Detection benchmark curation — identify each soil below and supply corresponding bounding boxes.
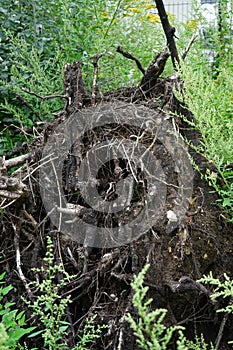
[0,60,233,350]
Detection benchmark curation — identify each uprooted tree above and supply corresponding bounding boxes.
[1,3,233,349]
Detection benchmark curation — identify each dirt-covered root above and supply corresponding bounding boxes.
[1,60,233,350]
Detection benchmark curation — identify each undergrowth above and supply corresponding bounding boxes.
[127,264,233,349]
[1,246,233,349]
[0,237,107,350]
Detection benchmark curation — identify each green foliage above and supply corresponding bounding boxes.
[74,315,108,350]
[179,61,233,220]
[199,272,233,315]
[23,236,73,350]
[0,272,36,350]
[177,333,214,350]
[0,0,170,154]
[198,272,233,346]
[23,236,107,350]
[125,264,184,349]
[0,322,9,350]
[126,264,215,350]
[173,0,233,221]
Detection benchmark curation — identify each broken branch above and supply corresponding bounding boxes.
[116,46,145,74]
[154,0,180,69]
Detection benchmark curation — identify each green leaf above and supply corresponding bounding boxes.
[28,329,44,338]
[0,272,6,281]
[59,325,69,333]
[2,309,17,329]
[7,326,36,345]
[3,302,15,309]
[16,310,25,322]
[1,285,13,296]
[223,197,231,207]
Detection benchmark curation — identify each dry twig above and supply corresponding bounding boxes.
[13,223,32,295]
[116,46,145,74]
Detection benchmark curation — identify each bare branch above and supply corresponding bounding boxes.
[13,223,32,295]
[154,0,180,69]
[91,51,113,103]
[21,88,68,101]
[139,47,170,93]
[182,32,199,60]
[116,46,145,74]
[4,153,32,169]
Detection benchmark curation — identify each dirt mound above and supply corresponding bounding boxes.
[1,60,233,349]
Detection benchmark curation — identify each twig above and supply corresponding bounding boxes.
[26,160,36,205]
[116,46,145,74]
[5,143,29,160]
[56,231,65,272]
[51,159,62,232]
[4,153,32,169]
[139,48,170,93]
[23,153,58,182]
[182,32,199,60]
[13,223,32,295]
[215,297,233,350]
[91,51,113,103]
[117,315,125,350]
[21,88,68,101]
[165,276,215,299]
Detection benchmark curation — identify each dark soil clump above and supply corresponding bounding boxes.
[1,60,233,349]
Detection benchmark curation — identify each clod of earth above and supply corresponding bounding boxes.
[1,55,233,349]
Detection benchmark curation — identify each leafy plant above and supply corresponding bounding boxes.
[74,315,108,350]
[0,272,36,350]
[0,0,169,155]
[198,272,233,346]
[178,61,233,221]
[22,237,73,350]
[126,264,214,350]
[199,272,233,315]
[125,264,184,349]
[23,236,107,350]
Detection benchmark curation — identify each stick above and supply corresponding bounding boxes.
[13,223,32,295]
[215,297,233,350]
[139,48,170,93]
[15,92,42,121]
[21,88,68,101]
[116,46,145,74]
[182,32,199,60]
[154,0,180,69]
[91,51,113,103]
[3,153,32,169]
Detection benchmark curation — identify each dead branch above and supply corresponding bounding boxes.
[0,176,27,200]
[139,47,170,93]
[165,276,216,301]
[91,51,113,104]
[13,223,32,295]
[15,92,43,121]
[215,297,233,350]
[64,61,87,113]
[182,32,199,60]
[5,143,29,159]
[154,0,180,69]
[116,46,145,74]
[4,153,32,169]
[21,88,68,101]
[92,53,105,103]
